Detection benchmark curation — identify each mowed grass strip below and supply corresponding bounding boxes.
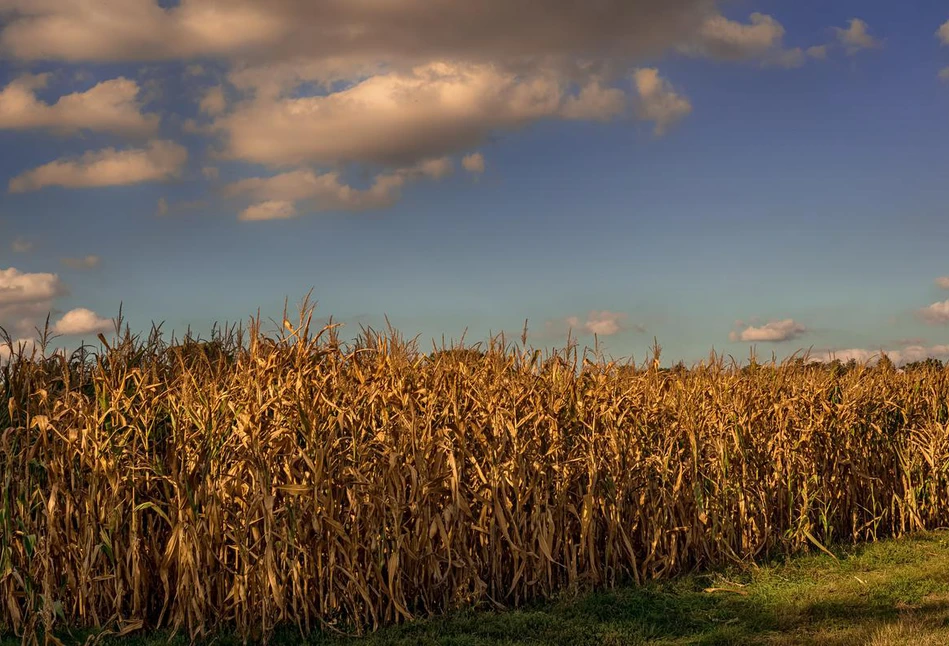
[10,531,949,646]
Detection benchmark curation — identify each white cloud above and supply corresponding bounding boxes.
[729,319,807,342]
[560,79,627,120]
[239,200,298,221]
[935,277,949,289]
[228,156,454,218]
[939,20,949,46]
[8,140,187,193]
[0,267,68,341]
[61,255,100,270]
[677,12,827,69]
[632,68,692,135]
[0,267,64,306]
[919,300,949,325]
[199,85,226,116]
[0,337,39,363]
[52,308,113,335]
[816,345,949,367]
[564,310,632,337]
[0,74,158,136]
[835,19,881,55]
[939,67,949,82]
[686,12,784,61]
[11,237,32,253]
[213,62,638,168]
[462,153,485,174]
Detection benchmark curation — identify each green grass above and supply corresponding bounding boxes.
[6,531,949,646]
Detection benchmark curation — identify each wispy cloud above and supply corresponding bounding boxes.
[61,255,101,270]
[462,153,485,174]
[9,141,187,193]
[11,237,32,253]
[918,300,949,325]
[561,310,642,337]
[228,157,457,219]
[240,200,297,221]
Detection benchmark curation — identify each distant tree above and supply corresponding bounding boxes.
[903,357,944,372]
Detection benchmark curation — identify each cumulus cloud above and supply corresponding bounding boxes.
[676,12,829,69]
[0,74,158,136]
[564,310,636,337]
[0,0,710,65]
[0,267,65,306]
[918,300,949,325]
[729,319,807,343]
[560,79,627,120]
[11,237,32,253]
[940,68,949,82]
[8,140,187,192]
[199,85,226,116]
[228,156,454,219]
[835,19,881,55]
[202,166,219,180]
[935,277,949,289]
[213,63,641,168]
[939,20,949,46]
[686,13,781,60]
[462,153,485,174]
[239,200,297,222]
[61,255,100,270]
[0,2,742,187]
[0,0,286,61]
[0,337,39,363]
[815,345,949,367]
[0,267,67,340]
[52,308,113,335]
[633,68,692,135]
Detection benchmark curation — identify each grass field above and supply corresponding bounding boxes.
[5,531,948,645]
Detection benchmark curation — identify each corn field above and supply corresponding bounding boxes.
[2,303,949,644]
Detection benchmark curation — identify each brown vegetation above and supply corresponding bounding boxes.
[2,301,949,644]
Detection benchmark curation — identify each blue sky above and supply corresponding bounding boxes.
[1,0,949,365]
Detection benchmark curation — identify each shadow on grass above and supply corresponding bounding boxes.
[5,532,949,646]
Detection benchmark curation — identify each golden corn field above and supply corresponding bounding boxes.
[3,303,949,644]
